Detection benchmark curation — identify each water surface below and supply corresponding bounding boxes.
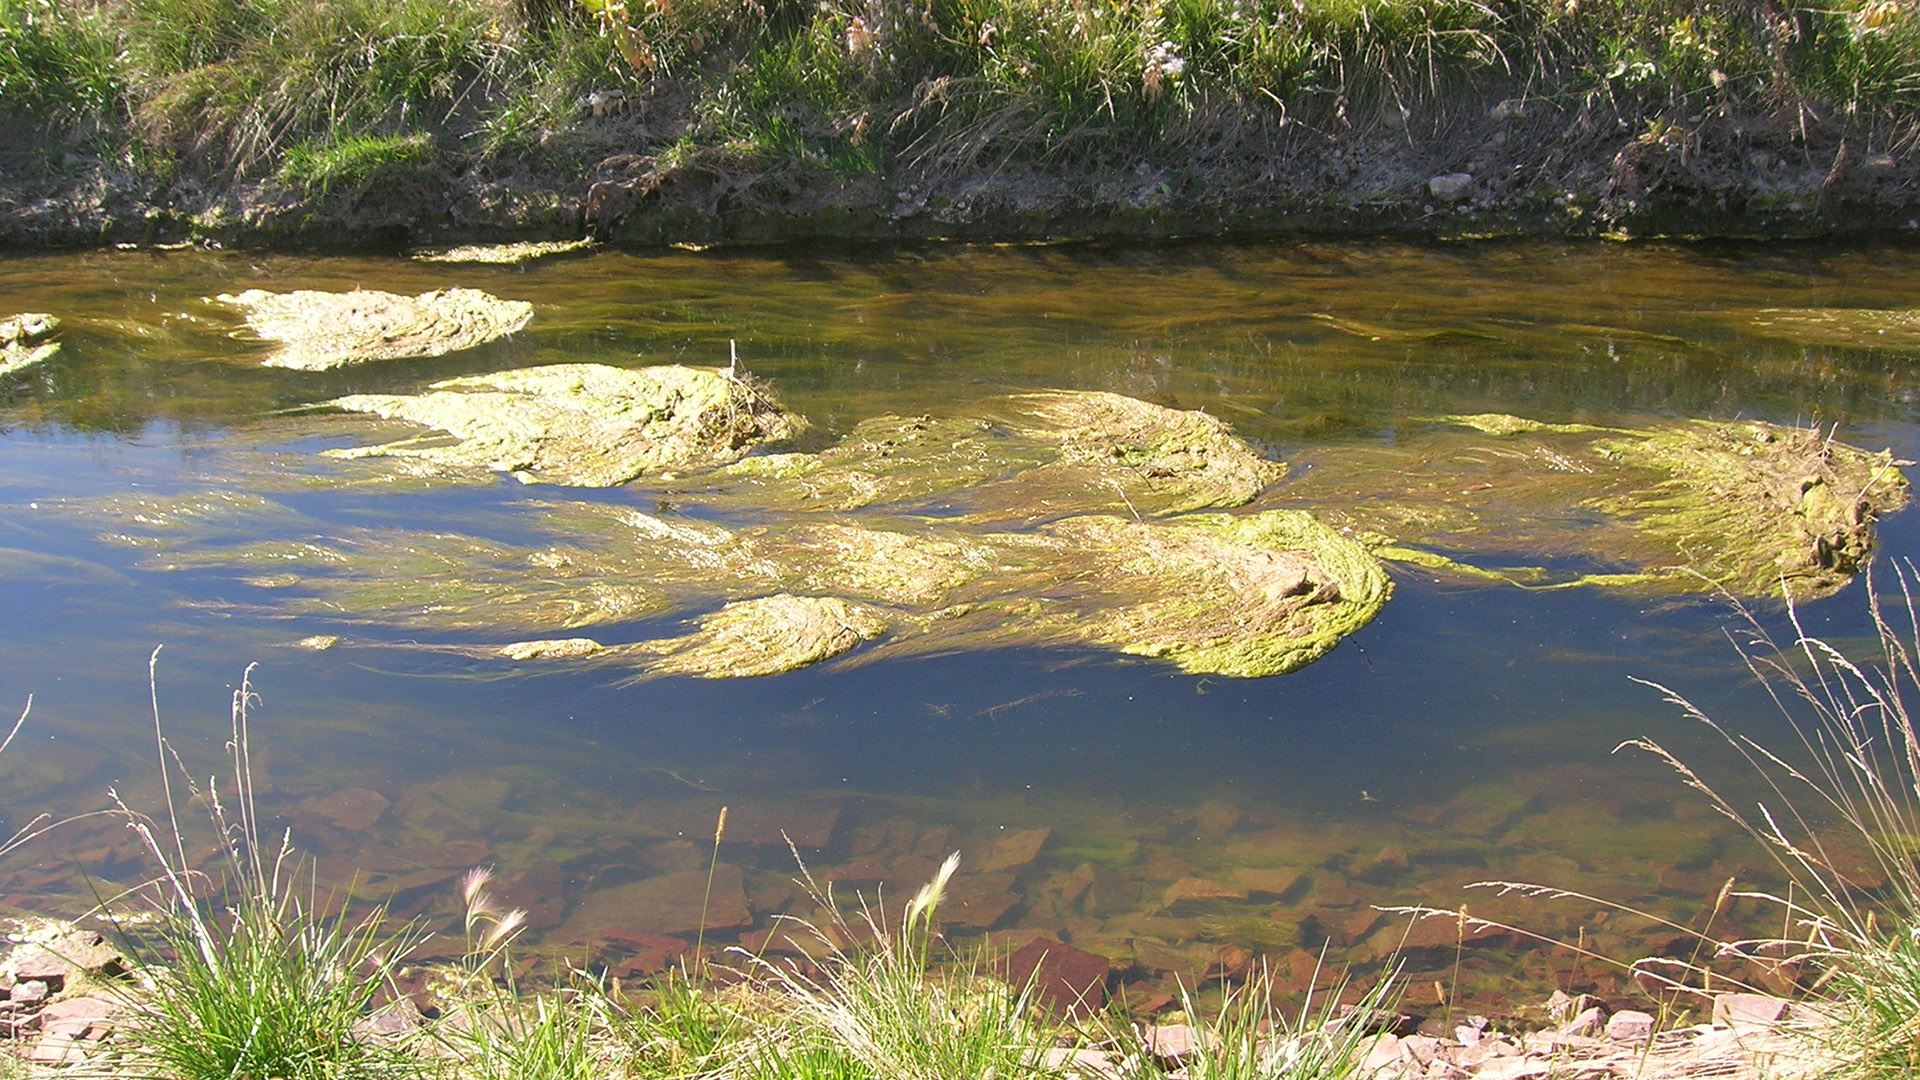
[3,239,1918,1014]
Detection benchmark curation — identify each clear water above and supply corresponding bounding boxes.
[2,239,1918,1013]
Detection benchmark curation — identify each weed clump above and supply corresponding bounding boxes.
[104,659,421,1080]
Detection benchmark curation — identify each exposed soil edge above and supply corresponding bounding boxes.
[3,98,1917,251]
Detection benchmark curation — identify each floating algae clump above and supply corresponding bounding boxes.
[1046,510,1390,677]
[0,313,60,376]
[214,287,533,369]
[325,364,804,486]
[412,240,597,264]
[627,595,890,678]
[1283,414,1910,600]
[1751,307,1920,350]
[118,497,1384,678]
[706,389,1283,521]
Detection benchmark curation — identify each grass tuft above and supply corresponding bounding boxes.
[103,657,422,1080]
[277,132,434,194]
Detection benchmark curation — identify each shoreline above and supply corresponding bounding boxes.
[7,99,1918,252]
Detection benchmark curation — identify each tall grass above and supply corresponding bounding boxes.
[103,657,422,1080]
[1611,564,1920,1076]
[0,0,126,133]
[1391,563,1920,1077]
[4,0,1916,189]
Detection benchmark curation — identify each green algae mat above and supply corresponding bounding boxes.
[214,287,534,369]
[0,313,60,377]
[1279,413,1911,601]
[51,358,1910,679]
[325,364,803,486]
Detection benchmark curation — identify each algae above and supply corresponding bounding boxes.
[1750,307,1920,350]
[411,240,597,264]
[499,637,605,660]
[214,287,533,369]
[325,363,805,486]
[143,524,668,632]
[1034,510,1391,678]
[622,595,889,678]
[1283,413,1910,600]
[95,493,1383,678]
[702,389,1283,521]
[0,313,60,376]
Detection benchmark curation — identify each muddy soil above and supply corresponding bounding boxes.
[1,95,1915,250]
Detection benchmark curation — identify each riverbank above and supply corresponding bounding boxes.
[3,0,1918,249]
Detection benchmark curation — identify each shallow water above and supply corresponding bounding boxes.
[2,239,1919,1013]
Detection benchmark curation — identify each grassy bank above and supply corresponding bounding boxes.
[0,0,1917,245]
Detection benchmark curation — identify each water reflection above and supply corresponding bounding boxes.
[0,239,1917,1013]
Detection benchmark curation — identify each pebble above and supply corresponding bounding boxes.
[1428,173,1475,202]
[1604,1009,1655,1042]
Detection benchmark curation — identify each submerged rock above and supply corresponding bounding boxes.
[325,363,805,486]
[0,312,60,376]
[214,287,533,369]
[1285,414,1910,600]
[411,239,597,264]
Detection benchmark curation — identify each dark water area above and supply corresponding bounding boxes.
[2,239,1919,1014]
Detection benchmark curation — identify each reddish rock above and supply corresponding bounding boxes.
[983,828,1051,872]
[913,826,958,858]
[603,929,691,975]
[1233,865,1305,899]
[299,788,390,833]
[557,865,753,941]
[1160,877,1247,910]
[937,872,1021,929]
[6,931,126,986]
[826,859,893,885]
[1142,1023,1213,1065]
[1392,914,1517,952]
[1001,936,1111,1018]
[738,924,834,961]
[1204,944,1254,982]
[1605,1009,1655,1042]
[1712,993,1790,1033]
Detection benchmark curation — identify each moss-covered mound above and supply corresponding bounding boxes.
[214,287,533,370]
[1283,414,1911,600]
[1751,308,1920,351]
[325,364,805,486]
[708,389,1284,521]
[0,313,60,376]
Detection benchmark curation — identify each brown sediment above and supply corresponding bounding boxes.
[213,286,533,370]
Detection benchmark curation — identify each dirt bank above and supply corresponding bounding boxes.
[3,93,1916,251]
